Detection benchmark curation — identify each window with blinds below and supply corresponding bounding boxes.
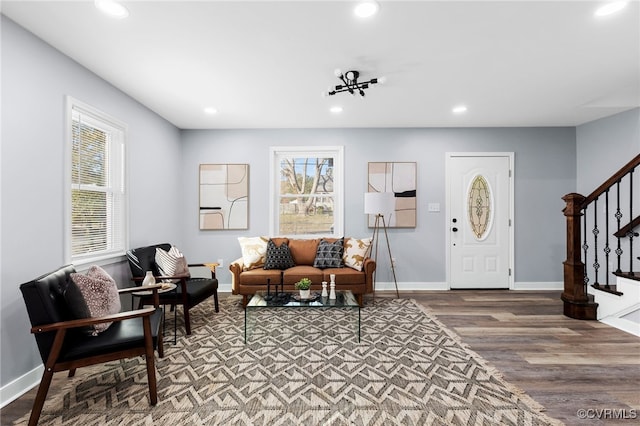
[67,98,127,262]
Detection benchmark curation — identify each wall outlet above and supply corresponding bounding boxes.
[217,258,224,268]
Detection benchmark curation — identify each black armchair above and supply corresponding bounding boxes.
[19,264,164,426]
[126,243,219,335]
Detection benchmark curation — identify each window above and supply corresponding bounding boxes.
[66,97,127,263]
[270,146,343,237]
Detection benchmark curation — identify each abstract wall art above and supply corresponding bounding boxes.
[199,164,249,230]
[367,162,417,228]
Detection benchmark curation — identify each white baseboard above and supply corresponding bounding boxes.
[220,281,564,293]
[600,316,640,337]
[0,364,42,408]
[375,281,449,291]
[512,281,563,291]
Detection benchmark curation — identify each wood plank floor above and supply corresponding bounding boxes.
[2,290,639,425]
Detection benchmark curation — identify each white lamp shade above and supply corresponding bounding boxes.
[364,192,395,215]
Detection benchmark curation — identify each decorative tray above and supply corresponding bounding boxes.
[290,292,322,302]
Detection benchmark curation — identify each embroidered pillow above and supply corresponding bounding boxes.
[66,266,121,336]
[155,246,189,282]
[238,236,269,270]
[313,238,344,269]
[263,239,296,270]
[343,237,372,271]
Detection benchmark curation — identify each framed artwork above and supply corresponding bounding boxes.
[199,164,249,230]
[367,162,417,228]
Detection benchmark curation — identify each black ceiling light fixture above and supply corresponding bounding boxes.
[325,69,384,97]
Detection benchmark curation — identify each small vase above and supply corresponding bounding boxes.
[299,289,311,299]
[321,281,328,297]
[329,282,336,300]
[142,271,156,287]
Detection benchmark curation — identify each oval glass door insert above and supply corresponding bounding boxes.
[467,174,493,240]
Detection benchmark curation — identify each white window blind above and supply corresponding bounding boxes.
[67,98,127,263]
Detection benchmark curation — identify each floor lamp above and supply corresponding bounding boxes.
[364,192,400,298]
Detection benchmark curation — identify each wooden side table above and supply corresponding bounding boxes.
[131,283,178,344]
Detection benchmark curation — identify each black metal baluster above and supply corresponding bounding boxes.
[615,181,623,273]
[604,189,611,289]
[583,205,590,286]
[592,198,600,285]
[628,169,635,276]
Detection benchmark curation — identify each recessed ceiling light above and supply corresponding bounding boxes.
[95,0,129,19]
[354,1,379,18]
[594,1,628,17]
[330,106,343,114]
[452,105,468,114]
[204,107,218,115]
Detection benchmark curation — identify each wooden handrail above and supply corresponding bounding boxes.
[583,153,640,206]
[614,215,640,238]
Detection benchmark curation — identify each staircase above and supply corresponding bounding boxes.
[591,273,640,336]
[562,154,639,328]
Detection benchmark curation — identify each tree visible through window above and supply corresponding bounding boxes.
[67,98,126,262]
[271,147,343,237]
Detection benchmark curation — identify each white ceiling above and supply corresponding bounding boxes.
[2,0,639,129]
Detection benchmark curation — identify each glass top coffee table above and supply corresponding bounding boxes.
[244,290,361,343]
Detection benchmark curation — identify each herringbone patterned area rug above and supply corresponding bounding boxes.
[17,297,562,425]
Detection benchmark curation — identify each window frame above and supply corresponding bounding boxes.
[64,96,128,266]
[269,146,344,238]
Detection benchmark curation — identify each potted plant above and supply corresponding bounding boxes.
[295,277,312,299]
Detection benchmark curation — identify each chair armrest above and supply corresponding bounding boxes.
[31,307,157,334]
[118,284,163,294]
[121,283,162,307]
[188,262,219,278]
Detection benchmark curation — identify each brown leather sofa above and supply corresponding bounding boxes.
[230,238,376,306]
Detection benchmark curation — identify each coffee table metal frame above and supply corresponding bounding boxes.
[244,290,361,343]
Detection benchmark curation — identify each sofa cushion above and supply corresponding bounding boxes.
[289,239,320,266]
[238,236,269,270]
[313,238,344,269]
[238,268,284,286]
[282,266,324,286]
[323,267,366,285]
[343,237,373,271]
[263,239,296,270]
[66,266,121,336]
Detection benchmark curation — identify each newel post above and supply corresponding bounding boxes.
[561,193,598,320]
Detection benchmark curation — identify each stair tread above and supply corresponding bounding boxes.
[613,271,640,282]
[591,283,624,296]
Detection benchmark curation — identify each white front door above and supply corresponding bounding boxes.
[447,153,513,289]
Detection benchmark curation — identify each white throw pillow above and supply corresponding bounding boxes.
[155,246,189,282]
[238,236,268,270]
[343,237,372,271]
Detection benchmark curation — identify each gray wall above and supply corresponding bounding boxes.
[180,127,577,287]
[576,107,640,194]
[1,17,183,391]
